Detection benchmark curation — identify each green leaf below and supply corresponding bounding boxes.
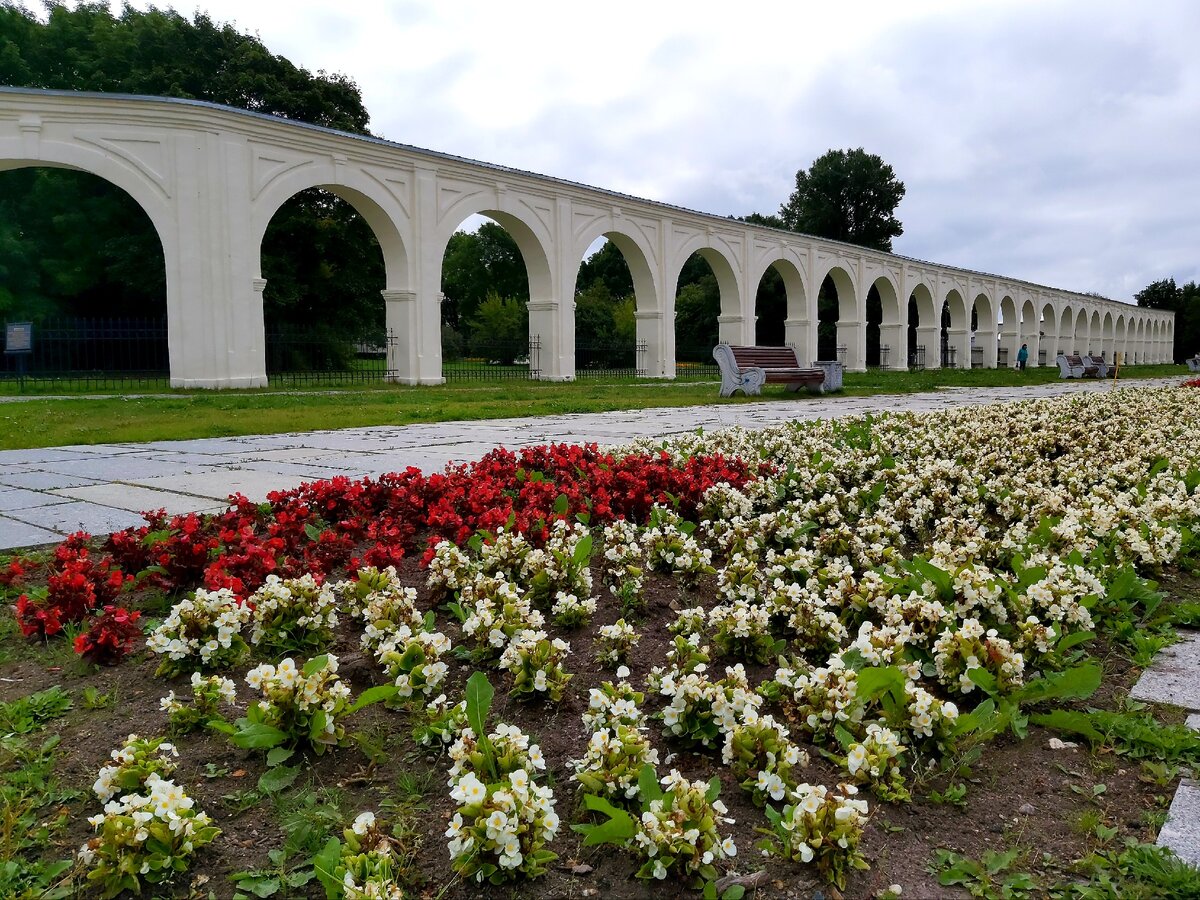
[705,775,721,803]
[312,836,342,899]
[636,764,663,809]
[723,886,746,900]
[257,765,299,794]
[856,666,907,704]
[1016,662,1101,706]
[967,666,998,696]
[466,670,493,738]
[229,722,288,750]
[265,747,294,767]
[347,684,398,714]
[553,493,569,515]
[302,655,329,677]
[571,793,636,846]
[232,874,281,898]
[303,522,323,542]
[1029,709,1104,744]
[572,533,594,567]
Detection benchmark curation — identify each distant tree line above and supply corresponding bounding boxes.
[1136,279,1199,362]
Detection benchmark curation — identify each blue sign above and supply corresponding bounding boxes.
[5,322,32,354]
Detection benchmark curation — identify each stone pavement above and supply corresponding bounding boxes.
[0,376,1183,552]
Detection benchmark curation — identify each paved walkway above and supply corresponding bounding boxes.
[0,377,1183,552]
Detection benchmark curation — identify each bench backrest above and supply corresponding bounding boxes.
[1066,354,1086,366]
[728,345,801,369]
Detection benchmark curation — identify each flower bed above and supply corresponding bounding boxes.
[3,385,1200,898]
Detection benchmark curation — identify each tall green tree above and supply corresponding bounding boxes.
[778,148,905,252]
[1136,277,1199,362]
[0,2,378,331]
[441,222,529,329]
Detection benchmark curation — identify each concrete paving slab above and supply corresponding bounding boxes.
[0,471,103,490]
[7,501,148,536]
[0,516,67,550]
[1187,713,1200,732]
[237,461,372,480]
[0,448,104,465]
[1130,631,1200,712]
[129,469,308,503]
[39,456,196,481]
[51,483,223,516]
[1157,779,1200,866]
[0,488,71,512]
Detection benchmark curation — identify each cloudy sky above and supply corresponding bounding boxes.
[116,0,1199,302]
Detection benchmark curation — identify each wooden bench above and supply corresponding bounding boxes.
[713,344,826,396]
[1084,354,1111,378]
[1056,354,1099,378]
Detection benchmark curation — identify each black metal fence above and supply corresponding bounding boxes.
[909,345,926,370]
[998,347,1009,367]
[266,326,397,386]
[941,346,958,368]
[674,343,719,379]
[575,341,647,379]
[971,346,984,368]
[1038,350,1048,366]
[1,317,170,390]
[442,336,541,382]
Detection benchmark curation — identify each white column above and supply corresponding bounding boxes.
[528,299,572,381]
[718,314,751,344]
[381,289,422,383]
[837,319,865,371]
[948,327,970,369]
[881,321,906,370]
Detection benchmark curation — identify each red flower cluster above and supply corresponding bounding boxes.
[100,442,756,599]
[1183,378,1200,389]
[73,605,142,665]
[15,533,128,638]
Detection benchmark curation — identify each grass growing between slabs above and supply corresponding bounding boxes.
[0,364,1184,451]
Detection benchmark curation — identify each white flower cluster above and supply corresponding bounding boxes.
[594,618,640,667]
[445,722,559,881]
[245,655,352,748]
[331,566,422,652]
[572,670,660,801]
[159,672,237,734]
[498,628,572,701]
[631,769,737,881]
[93,734,179,802]
[247,573,339,652]
[146,587,250,674]
[374,625,452,699]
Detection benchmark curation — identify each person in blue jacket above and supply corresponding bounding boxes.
[1017,343,1029,371]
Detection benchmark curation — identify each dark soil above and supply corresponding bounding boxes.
[1,557,1194,899]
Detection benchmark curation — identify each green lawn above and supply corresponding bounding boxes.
[0,364,1183,450]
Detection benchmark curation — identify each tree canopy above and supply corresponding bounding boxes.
[777,148,906,252]
[1136,277,1198,362]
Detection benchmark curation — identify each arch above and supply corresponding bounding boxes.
[871,274,902,369]
[972,291,997,367]
[251,168,410,292]
[1135,319,1145,363]
[909,282,937,369]
[751,255,809,354]
[1101,311,1114,361]
[571,225,659,316]
[1089,309,1102,356]
[1114,315,1127,364]
[998,295,1018,368]
[1074,308,1089,357]
[1040,302,1058,365]
[1058,305,1075,356]
[941,288,968,368]
[669,236,742,322]
[814,263,860,367]
[1019,299,1039,366]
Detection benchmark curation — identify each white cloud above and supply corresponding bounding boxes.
[104,0,1200,298]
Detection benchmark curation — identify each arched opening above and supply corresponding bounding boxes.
[439,214,537,379]
[941,289,967,368]
[1059,306,1075,358]
[908,284,936,369]
[674,249,737,379]
[972,292,995,368]
[817,266,857,366]
[573,234,653,378]
[754,257,808,359]
[1089,310,1102,357]
[1041,302,1058,365]
[0,165,168,386]
[1101,312,1114,362]
[998,296,1018,368]
[259,187,391,383]
[1074,308,1089,357]
[1115,317,1127,364]
[870,276,901,369]
[1020,299,1038,366]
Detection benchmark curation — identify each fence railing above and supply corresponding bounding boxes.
[1,317,170,390]
[1038,350,1048,366]
[442,336,541,382]
[971,346,984,368]
[998,347,1009,367]
[941,346,958,368]
[674,343,719,379]
[266,326,397,386]
[575,341,647,378]
[909,345,926,370]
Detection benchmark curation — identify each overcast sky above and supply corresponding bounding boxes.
[115,0,1200,302]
